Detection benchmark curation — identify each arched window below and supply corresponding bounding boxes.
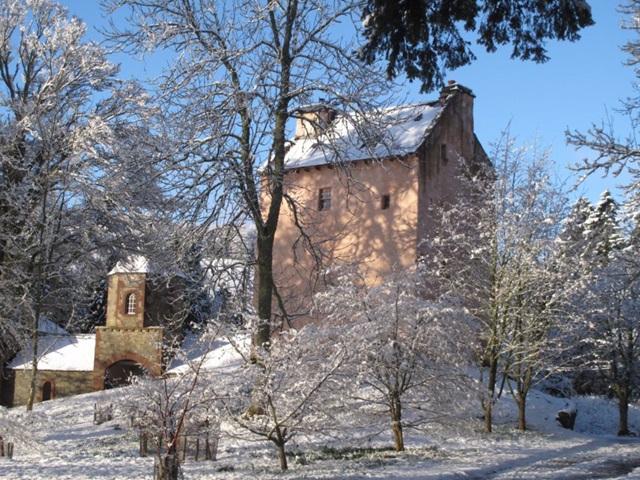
[41,380,54,401]
[126,293,136,315]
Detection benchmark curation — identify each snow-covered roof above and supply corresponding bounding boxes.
[283,102,443,170]
[108,255,150,275]
[168,332,249,375]
[7,334,96,371]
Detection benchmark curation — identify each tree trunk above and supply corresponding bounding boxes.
[26,310,40,412]
[155,452,180,480]
[255,235,275,348]
[482,356,498,433]
[140,432,148,457]
[276,441,288,470]
[517,393,527,431]
[389,393,404,451]
[253,103,288,349]
[392,422,404,452]
[617,394,630,436]
[27,199,48,412]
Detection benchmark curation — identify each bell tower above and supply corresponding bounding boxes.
[106,269,147,329]
[93,256,164,390]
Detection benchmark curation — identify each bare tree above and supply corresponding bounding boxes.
[567,1,640,201]
[100,0,395,346]
[0,0,156,410]
[210,322,347,470]
[121,323,226,480]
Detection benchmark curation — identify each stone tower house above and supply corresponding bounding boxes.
[261,82,490,328]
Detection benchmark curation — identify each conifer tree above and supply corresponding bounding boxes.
[560,191,640,435]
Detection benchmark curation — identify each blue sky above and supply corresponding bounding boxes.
[61,1,635,203]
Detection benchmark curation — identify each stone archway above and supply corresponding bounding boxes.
[104,360,146,389]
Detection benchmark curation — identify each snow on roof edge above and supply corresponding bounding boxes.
[108,255,150,275]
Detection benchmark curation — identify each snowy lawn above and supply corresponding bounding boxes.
[1,386,640,480]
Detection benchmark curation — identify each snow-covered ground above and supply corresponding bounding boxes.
[2,387,639,479]
[2,340,640,480]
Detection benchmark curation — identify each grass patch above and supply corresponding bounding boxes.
[291,444,445,467]
[317,446,397,460]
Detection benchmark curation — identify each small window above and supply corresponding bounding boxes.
[319,188,332,211]
[381,194,391,210]
[441,143,448,162]
[126,293,136,315]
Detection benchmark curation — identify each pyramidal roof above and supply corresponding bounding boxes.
[108,255,150,275]
[283,102,444,170]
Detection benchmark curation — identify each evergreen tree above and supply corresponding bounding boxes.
[561,191,640,435]
[360,0,594,92]
[582,190,624,266]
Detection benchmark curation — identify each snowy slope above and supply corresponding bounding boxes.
[2,340,640,480]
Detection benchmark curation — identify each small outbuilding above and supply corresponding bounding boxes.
[1,256,185,407]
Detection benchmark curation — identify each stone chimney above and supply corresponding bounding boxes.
[294,101,337,139]
[439,80,475,104]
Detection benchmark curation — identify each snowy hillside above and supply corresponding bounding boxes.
[2,367,640,479]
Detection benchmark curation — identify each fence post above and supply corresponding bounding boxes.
[139,432,148,457]
[206,434,219,461]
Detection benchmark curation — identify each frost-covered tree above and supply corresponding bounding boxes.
[556,197,594,275]
[121,324,225,480]
[581,251,640,436]
[425,131,569,432]
[0,0,158,410]
[563,3,640,434]
[315,265,476,450]
[559,193,640,436]
[100,0,396,347]
[210,323,347,470]
[581,190,624,265]
[494,142,568,431]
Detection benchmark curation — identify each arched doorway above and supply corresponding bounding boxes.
[41,380,54,401]
[104,360,146,389]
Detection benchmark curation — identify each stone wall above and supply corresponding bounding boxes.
[6,369,93,407]
[93,326,163,390]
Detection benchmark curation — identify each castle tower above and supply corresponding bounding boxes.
[93,256,164,390]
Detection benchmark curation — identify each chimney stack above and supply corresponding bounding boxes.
[294,102,337,140]
[439,80,474,104]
